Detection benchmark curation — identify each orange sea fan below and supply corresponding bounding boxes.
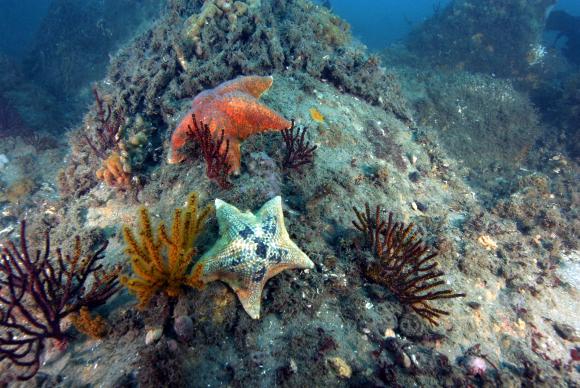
[121,192,211,308]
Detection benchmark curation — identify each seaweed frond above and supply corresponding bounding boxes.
[353,203,465,325]
[121,192,211,308]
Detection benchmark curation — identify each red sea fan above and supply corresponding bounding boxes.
[186,113,232,189]
[82,87,124,159]
[0,221,121,380]
[281,120,317,170]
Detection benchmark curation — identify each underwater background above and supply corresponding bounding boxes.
[0,0,578,386]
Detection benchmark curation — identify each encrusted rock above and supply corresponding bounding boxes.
[384,337,411,369]
[167,339,179,353]
[553,322,580,342]
[43,338,69,364]
[398,314,426,339]
[174,315,194,342]
[367,284,388,301]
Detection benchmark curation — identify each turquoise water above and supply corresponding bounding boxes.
[2,0,580,57]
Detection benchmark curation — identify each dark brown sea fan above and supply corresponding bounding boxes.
[353,203,465,325]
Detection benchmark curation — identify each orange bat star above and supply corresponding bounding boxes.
[168,75,291,174]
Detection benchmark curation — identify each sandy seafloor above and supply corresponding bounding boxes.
[0,1,578,387]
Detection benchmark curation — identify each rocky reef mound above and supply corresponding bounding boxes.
[58,0,411,198]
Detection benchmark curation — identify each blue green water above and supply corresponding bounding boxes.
[2,0,580,57]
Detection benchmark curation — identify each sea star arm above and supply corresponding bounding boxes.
[195,197,314,320]
[223,138,242,175]
[168,110,194,164]
[217,93,292,140]
[279,239,315,270]
[232,280,265,319]
[256,197,285,238]
[215,199,258,238]
[195,240,266,319]
[214,75,274,99]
